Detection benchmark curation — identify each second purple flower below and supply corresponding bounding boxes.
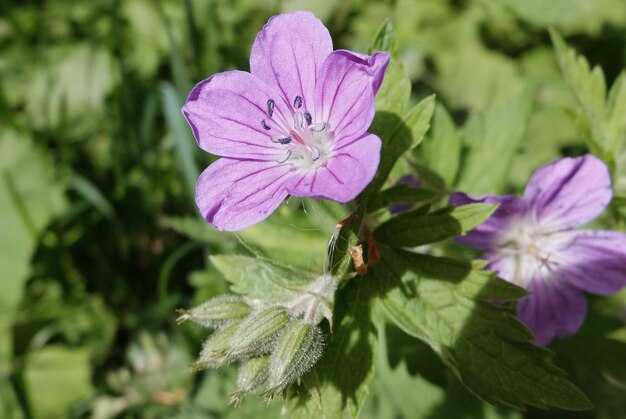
[451,155,626,345]
[183,11,389,231]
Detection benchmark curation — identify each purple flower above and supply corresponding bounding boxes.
[450,154,626,345]
[182,11,389,231]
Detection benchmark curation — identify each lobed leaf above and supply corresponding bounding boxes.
[210,255,313,304]
[550,29,607,152]
[550,29,626,162]
[371,245,592,411]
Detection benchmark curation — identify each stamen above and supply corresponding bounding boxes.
[310,145,320,161]
[304,112,312,126]
[261,119,271,130]
[271,135,292,145]
[294,96,303,109]
[309,122,326,132]
[277,149,292,164]
[294,112,304,129]
[266,99,275,117]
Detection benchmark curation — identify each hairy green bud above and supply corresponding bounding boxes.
[265,321,324,398]
[229,306,292,358]
[230,356,270,406]
[177,295,251,329]
[192,321,242,370]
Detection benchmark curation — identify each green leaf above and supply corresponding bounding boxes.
[604,71,626,154]
[420,103,461,187]
[549,29,626,159]
[69,174,115,220]
[503,0,592,26]
[550,29,607,156]
[368,185,442,212]
[372,246,592,411]
[161,81,199,197]
[365,95,436,198]
[502,0,626,35]
[372,55,410,117]
[121,0,186,77]
[0,377,23,419]
[25,43,116,133]
[286,277,376,418]
[375,203,498,248]
[210,255,313,304]
[374,324,445,419]
[456,91,534,194]
[368,20,395,54]
[0,130,66,365]
[24,345,93,419]
[406,96,436,149]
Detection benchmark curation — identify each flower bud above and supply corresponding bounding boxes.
[192,321,242,370]
[229,306,292,358]
[264,321,323,398]
[177,295,252,329]
[230,356,270,406]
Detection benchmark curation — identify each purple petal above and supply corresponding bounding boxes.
[552,229,626,295]
[183,71,291,160]
[330,50,390,94]
[195,158,293,231]
[286,133,381,203]
[314,50,389,145]
[449,192,526,250]
[249,11,333,112]
[517,280,587,345]
[523,154,612,232]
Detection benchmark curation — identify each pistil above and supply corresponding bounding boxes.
[289,130,306,145]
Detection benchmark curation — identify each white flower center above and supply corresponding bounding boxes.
[260,96,333,170]
[496,215,565,286]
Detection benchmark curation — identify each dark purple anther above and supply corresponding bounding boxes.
[294,96,303,109]
[304,112,312,126]
[271,135,292,145]
[261,119,271,130]
[267,99,275,117]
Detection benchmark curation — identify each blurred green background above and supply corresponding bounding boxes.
[2,0,626,418]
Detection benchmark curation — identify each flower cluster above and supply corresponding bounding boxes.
[178,275,336,404]
[183,11,389,231]
[451,155,626,345]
